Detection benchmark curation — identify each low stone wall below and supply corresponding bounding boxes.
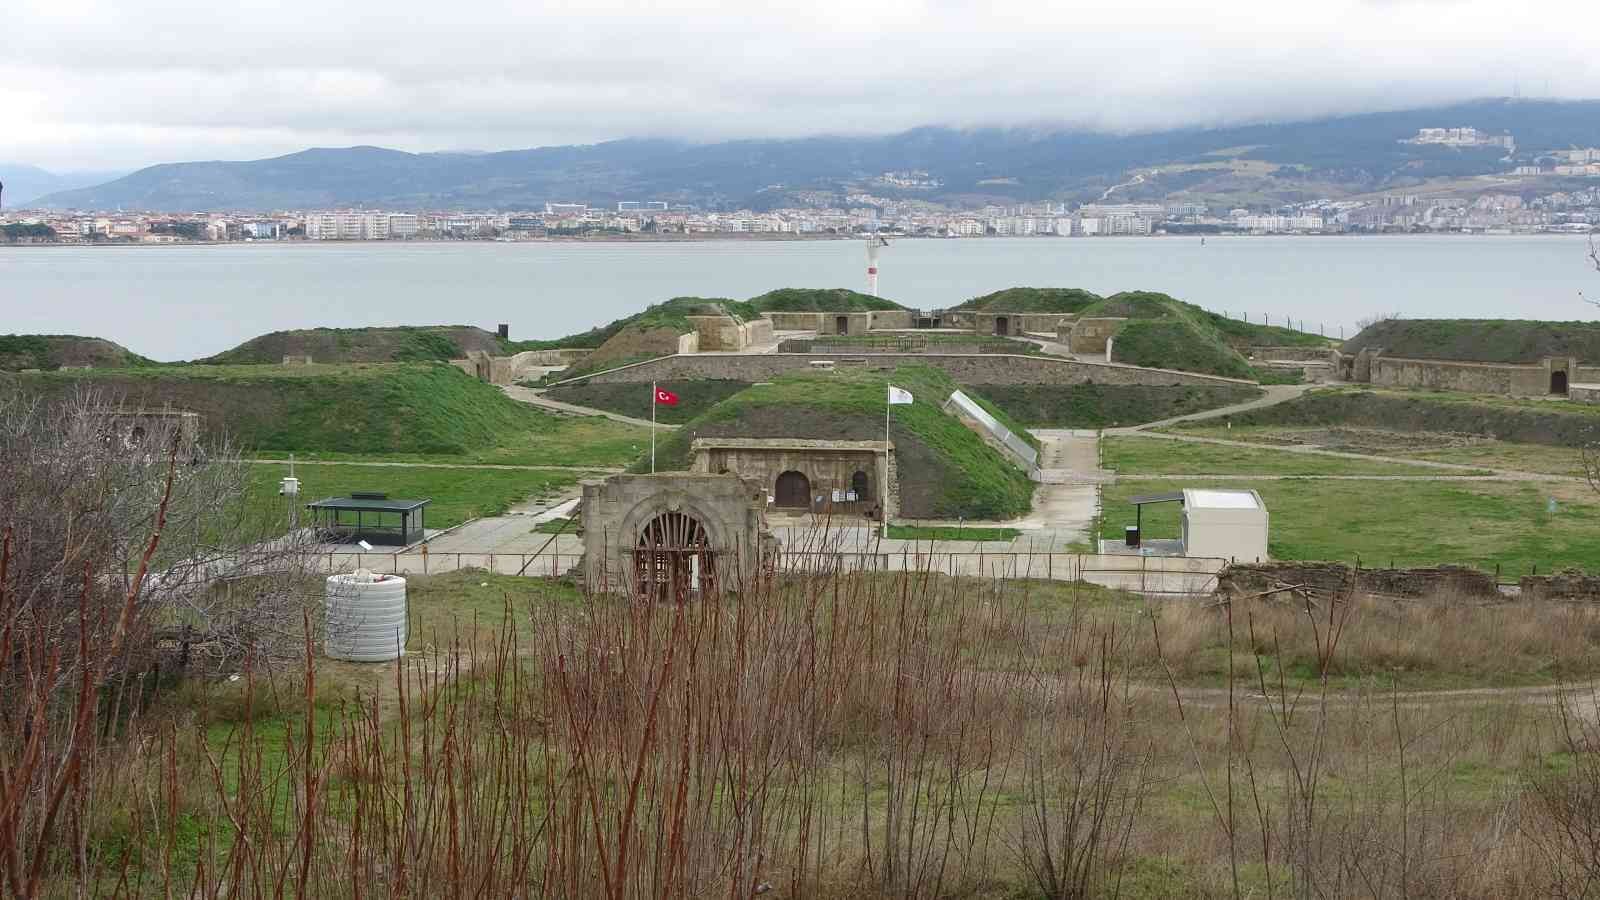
[1520,572,1600,601]
[1248,346,1338,363]
[1349,351,1592,397]
[1216,562,1500,599]
[554,352,1252,389]
[1066,317,1127,354]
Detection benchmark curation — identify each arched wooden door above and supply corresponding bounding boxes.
[994,316,1010,336]
[633,512,714,601]
[775,471,811,508]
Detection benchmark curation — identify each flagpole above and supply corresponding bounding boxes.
[651,381,657,474]
[883,388,890,539]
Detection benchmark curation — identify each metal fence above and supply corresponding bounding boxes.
[305,549,1228,596]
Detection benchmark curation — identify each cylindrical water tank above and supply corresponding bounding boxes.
[325,570,408,662]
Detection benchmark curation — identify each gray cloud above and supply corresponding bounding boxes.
[7,0,1600,170]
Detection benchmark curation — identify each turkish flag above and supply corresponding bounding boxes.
[654,387,680,406]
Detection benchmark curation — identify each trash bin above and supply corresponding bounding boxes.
[1124,525,1140,548]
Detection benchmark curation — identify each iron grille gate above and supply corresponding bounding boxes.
[633,512,715,601]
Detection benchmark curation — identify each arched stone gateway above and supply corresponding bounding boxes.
[580,473,776,598]
[633,511,715,602]
[1552,370,1569,395]
[775,470,811,508]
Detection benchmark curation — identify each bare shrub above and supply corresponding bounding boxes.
[1521,687,1600,899]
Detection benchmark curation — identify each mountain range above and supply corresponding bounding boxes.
[0,165,128,207]
[26,99,1600,213]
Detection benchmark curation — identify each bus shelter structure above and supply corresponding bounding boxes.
[305,493,430,547]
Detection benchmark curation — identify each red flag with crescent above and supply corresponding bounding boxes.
[654,387,680,406]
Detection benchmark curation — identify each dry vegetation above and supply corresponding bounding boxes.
[9,552,1600,897]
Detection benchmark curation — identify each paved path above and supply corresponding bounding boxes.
[501,385,668,429]
[252,458,621,473]
[1008,429,1103,546]
[1110,383,1316,433]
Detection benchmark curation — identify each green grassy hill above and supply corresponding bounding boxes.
[973,384,1264,427]
[1342,319,1600,363]
[745,287,907,313]
[953,287,1101,313]
[1081,291,1329,379]
[12,362,625,457]
[0,334,155,371]
[642,366,1036,520]
[203,325,508,365]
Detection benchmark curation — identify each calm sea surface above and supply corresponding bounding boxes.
[2,235,1596,361]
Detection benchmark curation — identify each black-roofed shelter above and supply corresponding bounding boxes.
[306,492,430,546]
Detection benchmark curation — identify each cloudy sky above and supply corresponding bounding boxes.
[6,0,1600,171]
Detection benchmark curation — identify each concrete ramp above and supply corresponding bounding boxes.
[943,390,1040,478]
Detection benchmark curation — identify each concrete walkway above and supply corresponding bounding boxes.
[501,385,669,429]
[1109,383,1316,434]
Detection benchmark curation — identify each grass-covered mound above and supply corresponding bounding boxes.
[745,287,906,313]
[642,366,1036,520]
[544,380,751,424]
[1175,386,1600,448]
[972,384,1264,427]
[0,334,155,371]
[1342,319,1600,363]
[953,287,1101,313]
[1079,291,1328,380]
[13,363,602,457]
[202,326,507,365]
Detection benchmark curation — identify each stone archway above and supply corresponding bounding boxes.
[633,511,715,602]
[775,471,811,509]
[995,316,1010,336]
[1552,370,1569,395]
[835,315,850,335]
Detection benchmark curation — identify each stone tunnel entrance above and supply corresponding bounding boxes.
[633,511,715,602]
[1552,370,1569,395]
[775,470,812,508]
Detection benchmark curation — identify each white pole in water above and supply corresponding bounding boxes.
[650,381,657,473]
[866,234,882,296]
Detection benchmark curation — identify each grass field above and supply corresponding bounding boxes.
[1102,477,1600,574]
[36,567,1600,897]
[249,462,577,529]
[1170,424,1586,476]
[1104,435,1491,476]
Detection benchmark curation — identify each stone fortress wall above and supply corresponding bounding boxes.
[554,351,1252,388]
[1340,347,1592,397]
[690,438,897,520]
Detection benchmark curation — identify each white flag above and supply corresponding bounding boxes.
[887,385,914,405]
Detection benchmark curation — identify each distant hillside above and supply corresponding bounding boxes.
[203,325,506,365]
[0,334,154,371]
[14,363,550,455]
[1342,319,1600,364]
[0,164,127,207]
[954,287,1102,313]
[644,366,1035,519]
[38,99,1600,211]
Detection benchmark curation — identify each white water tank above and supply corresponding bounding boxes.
[325,570,408,662]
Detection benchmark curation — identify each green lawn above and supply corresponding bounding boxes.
[1168,425,1582,477]
[1104,435,1488,476]
[1102,478,1600,575]
[251,463,578,530]
[261,414,647,469]
[886,525,1022,542]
